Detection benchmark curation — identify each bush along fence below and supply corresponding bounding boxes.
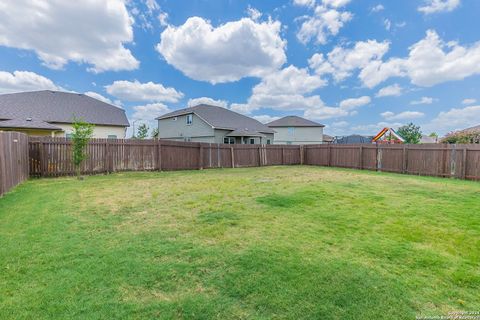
[0,132,29,197]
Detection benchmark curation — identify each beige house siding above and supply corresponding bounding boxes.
[158,113,215,141]
[271,126,323,145]
[53,123,127,138]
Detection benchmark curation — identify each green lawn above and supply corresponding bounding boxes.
[1,166,479,319]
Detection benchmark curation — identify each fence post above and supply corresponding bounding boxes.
[281,147,285,165]
[402,145,408,174]
[157,139,162,171]
[327,145,332,167]
[258,145,262,166]
[39,141,46,177]
[230,146,235,168]
[105,140,110,173]
[462,147,467,179]
[359,145,363,169]
[376,145,382,172]
[300,145,304,165]
[450,144,456,178]
[199,143,203,170]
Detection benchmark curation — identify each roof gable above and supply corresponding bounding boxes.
[157,105,274,134]
[266,116,324,127]
[0,90,129,127]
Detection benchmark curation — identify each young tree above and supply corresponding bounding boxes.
[136,123,149,139]
[151,127,159,139]
[71,119,94,179]
[397,123,422,144]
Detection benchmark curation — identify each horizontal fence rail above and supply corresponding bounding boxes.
[27,137,303,177]
[23,137,480,181]
[304,144,480,180]
[0,132,29,197]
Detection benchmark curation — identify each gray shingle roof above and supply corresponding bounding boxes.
[0,90,129,127]
[157,105,274,134]
[266,116,325,127]
[0,118,62,130]
[462,124,480,133]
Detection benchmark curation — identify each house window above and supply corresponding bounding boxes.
[108,135,117,139]
[184,137,191,142]
[173,117,177,121]
[288,127,295,135]
[249,138,255,144]
[224,137,235,144]
[186,114,193,125]
[266,139,271,145]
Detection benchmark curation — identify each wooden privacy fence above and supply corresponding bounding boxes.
[28,137,303,177]
[304,144,480,180]
[25,137,480,180]
[0,132,29,196]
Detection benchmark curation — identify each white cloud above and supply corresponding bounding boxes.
[410,97,435,105]
[84,91,113,105]
[157,17,286,84]
[297,4,352,45]
[339,96,371,110]
[0,70,59,93]
[309,40,390,82]
[132,103,170,121]
[351,121,403,135]
[322,0,351,7]
[418,0,460,14]
[158,12,169,27]
[105,80,183,102]
[361,30,480,88]
[422,105,480,134]
[187,97,228,108]
[462,98,477,105]
[230,65,326,114]
[331,120,349,127]
[375,84,403,97]
[371,4,385,12]
[253,115,280,123]
[383,19,391,31]
[381,111,425,121]
[304,105,349,120]
[246,6,262,20]
[0,0,138,72]
[293,0,316,7]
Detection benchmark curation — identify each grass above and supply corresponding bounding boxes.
[0,166,479,319]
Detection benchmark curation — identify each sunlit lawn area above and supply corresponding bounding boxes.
[0,166,479,319]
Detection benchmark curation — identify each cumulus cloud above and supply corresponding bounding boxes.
[84,91,114,105]
[375,84,403,97]
[339,96,371,110]
[132,102,171,120]
[293,0,316,7]
[422,105,480,134]
[105,80,183,102]
[156,17,286,84]
[322,0,351,7]
[309,40,389,82]
[371,4,385,12]
[0,70,59,93]
[230,65,326,114]
[410,97,435,105]
[381,111,425,121]
[362,30,480,87]
[246,6,262,20]
[297,4,352,45]
[462,98,477,105]
[188,97,228,108]
[253,115,280,124]
[0,0,138,72]
[418,0,460,14]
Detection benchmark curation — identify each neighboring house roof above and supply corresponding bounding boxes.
[266,116,325,127]
[420,135,438,144]
[323,134,334,142]
[157,104,274,134]
[0,90,129,127]
[461,125,480,133]
[334,135,373,144]
[0,118,62,130]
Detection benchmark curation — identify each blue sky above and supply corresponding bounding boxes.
[1,0,480,136]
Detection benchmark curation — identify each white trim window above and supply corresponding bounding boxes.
[224,137,235,144]
[186,114,193,125]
